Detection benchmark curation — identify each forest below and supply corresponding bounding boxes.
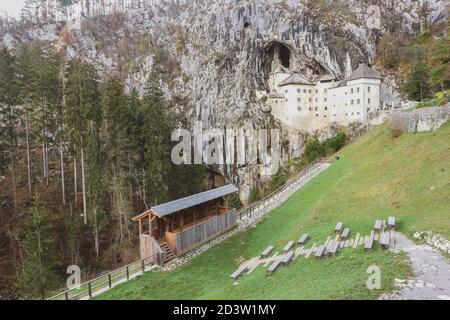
[0,42,208,299]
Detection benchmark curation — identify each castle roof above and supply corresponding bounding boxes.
[279,73,314,86]
[346,63,381,82]
[318,74,336,82]
[268,93,285,98]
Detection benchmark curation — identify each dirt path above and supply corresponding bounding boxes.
[379,233,450,300]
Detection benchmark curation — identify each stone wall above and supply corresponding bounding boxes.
[389,103,450,133]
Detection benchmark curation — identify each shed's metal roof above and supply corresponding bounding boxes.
[151,184,238,217]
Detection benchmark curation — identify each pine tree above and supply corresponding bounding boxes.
[0,48,21,212]
[65,58,104,258]
[18,200,60,299]
[101,77,134,258]
[430,33,450,91]
[65,58,101,225]
[401,62,432,101]
[140,72,172,206]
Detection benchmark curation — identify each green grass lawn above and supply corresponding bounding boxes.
[97,121,450,300]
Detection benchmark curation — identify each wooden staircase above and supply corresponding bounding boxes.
[160,242,176,263]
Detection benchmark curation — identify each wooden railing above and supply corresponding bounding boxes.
[46,252,161,301]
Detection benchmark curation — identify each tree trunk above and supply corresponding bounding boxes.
[80,143,87,225]
[74,155,78,205]
[8,106,17,213]
[25,111,32,197]
[60,138,66,205]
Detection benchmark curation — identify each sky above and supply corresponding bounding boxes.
[0,0,26,18]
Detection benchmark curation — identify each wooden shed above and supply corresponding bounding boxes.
[133,184,239,264]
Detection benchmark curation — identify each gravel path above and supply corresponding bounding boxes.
[379,232,450,300]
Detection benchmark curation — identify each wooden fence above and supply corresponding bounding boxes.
[172,209,237,256]
[46,252,162,300]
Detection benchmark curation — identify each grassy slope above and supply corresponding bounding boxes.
[98,121,450,300]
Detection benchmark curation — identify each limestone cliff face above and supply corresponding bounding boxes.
[0,0,447,193]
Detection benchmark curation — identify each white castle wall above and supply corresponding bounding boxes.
[266,69,384,133]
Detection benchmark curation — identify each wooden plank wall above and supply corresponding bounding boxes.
[175,209,237,256]
[140,234,164,264]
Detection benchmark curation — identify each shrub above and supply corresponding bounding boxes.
[248,185,261,204]
[389,117,407,138]
[268,168,288,194]
[227,193,242,209]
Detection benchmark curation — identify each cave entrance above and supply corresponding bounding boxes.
[278,43,290,69]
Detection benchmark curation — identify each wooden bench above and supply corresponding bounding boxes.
[379,232,390,249]
[341,227,350,240]
[297,234,309,245]
[315,245,325,260]
[283,241,294,253]
[334,222,343,234]
[387,217,396,230]
[281,251,295,265]
[328,241,339,257]
[364,233,375,251]
[373,220,382,233]
[267,259,282,274]
[230,265,248,281]
[260,246,274,259]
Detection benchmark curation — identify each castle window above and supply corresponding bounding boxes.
[316,114,319,117]
[357,99,360,104]
[309,89,312,93]
[345,113,348,116]
[315,97,318,102]
[309,107,312,111]
[309,98,312,102]
[325,89,328,93]
[304,89,307,93]
[351,88,354,94]
[351,100,354,105]
[334,114,336,117]
[297,89,300,93]
[351,112,354,115]
[315,106,318,111]
[357,112,360,115]
[324,107,328,110]
[315,89,318,93]
[324,115,327,118]
[297,107,301,111]
[285,90,288,94]
[368,98,371,104]
[285,98,288,102]
[368,86,371,92]
[297,98,301,102]
[367,108,370,111]
[357,87,360,93]
[324,97,327,102]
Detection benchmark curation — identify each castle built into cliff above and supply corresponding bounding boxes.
[258,62,386,133]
